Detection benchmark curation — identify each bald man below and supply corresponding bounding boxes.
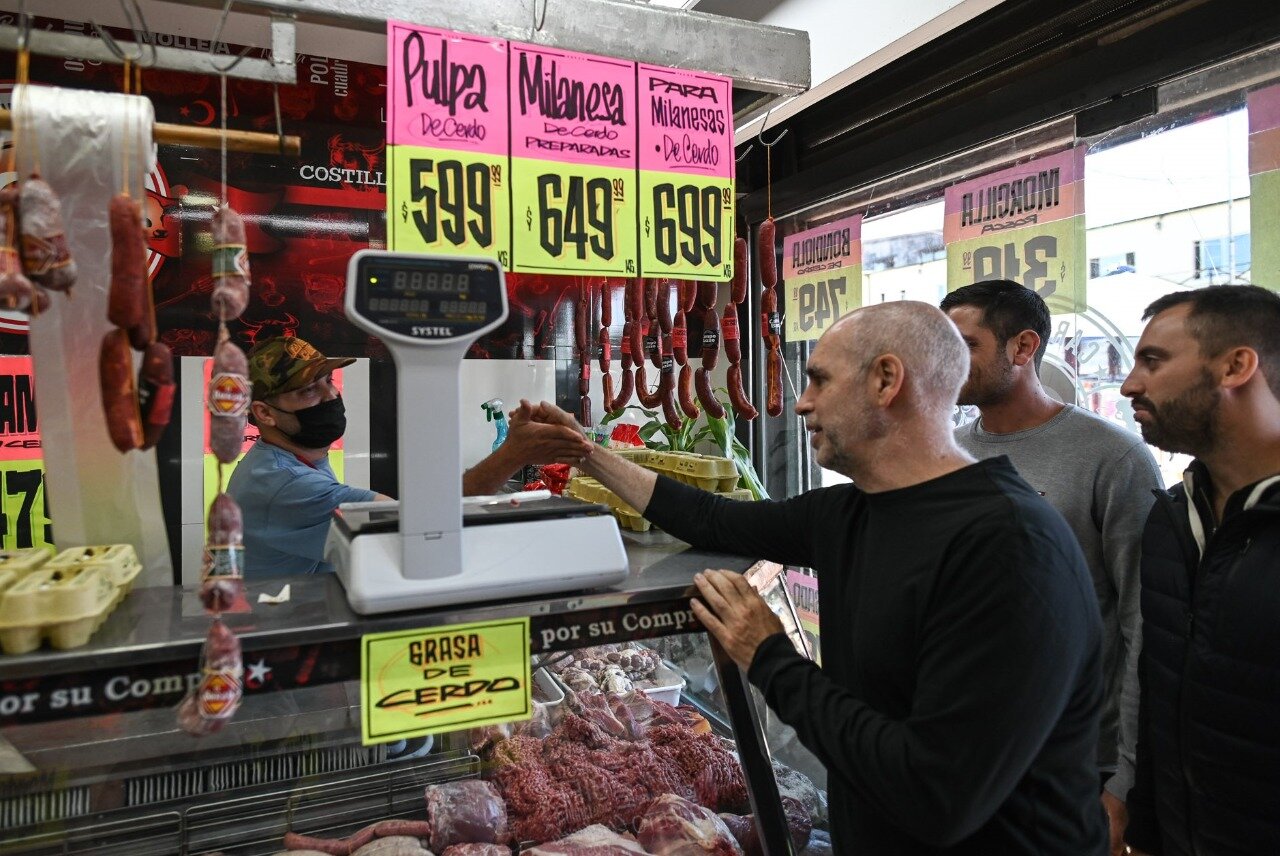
[530,302,1106,854]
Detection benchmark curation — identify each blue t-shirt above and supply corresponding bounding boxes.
[226,439,376,577]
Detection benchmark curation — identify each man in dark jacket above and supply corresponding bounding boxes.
[528,301,1107,854]
[1119,285,1280,856]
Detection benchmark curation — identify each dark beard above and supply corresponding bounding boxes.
[957,352,1015,408]
[1135,370,1219,456]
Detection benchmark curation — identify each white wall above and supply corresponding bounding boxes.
[758,0,973,88]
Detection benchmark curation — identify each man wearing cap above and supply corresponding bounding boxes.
[227,336,593,577]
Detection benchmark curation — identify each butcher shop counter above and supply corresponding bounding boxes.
[0,533,819,855]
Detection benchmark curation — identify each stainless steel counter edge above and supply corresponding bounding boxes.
[0,533,756,681]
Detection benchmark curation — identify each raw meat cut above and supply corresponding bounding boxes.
[425,781,509,852]
[493,762,590,844]
[524,824,649,854]
[647,726,748,813]
[441,846,510,855]
[719,797,812,855]
[637,794,743,855]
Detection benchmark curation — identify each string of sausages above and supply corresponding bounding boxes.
[724,236,758,421]
[693,277,725,419]
[759,217,784,417]
[177,202,252,737]
[100,80,175,455]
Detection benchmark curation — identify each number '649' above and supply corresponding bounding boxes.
[409,158,493,248]
[538,174,614,261]
[652,183,724,268]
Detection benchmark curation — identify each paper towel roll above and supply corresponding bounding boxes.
[13,83,173,584]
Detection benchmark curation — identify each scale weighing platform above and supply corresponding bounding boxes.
[327,250,628,615]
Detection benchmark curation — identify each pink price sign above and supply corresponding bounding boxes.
[637,65,734,179]
[944,147,1084,245]
[782,214,863,280]
[386,22,508,157]
[510,43,636,169]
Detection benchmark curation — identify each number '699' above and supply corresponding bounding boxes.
[652,182,724,268]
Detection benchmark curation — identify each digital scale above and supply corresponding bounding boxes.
[327,250,628,615]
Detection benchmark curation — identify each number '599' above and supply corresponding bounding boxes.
[409,158,495,248]
[652,183,726,268]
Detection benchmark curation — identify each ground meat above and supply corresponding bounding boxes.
[647,726,748,813]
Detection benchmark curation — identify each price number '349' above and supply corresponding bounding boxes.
[651,183,730,273]
[969,234,1060,296]
[535,174,620,262]
[406,158,498,249]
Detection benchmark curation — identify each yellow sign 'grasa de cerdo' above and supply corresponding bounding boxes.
[361,617,531,745]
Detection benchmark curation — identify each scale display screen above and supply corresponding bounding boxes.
[350,254,505,341]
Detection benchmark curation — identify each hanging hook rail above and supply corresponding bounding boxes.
[0,14,295,84]
[757,108,789,148]
[0,109,300,156]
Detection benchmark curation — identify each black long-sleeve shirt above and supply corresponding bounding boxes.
[645,458,1107,854]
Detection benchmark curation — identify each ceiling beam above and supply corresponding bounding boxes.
[161,0,810,96]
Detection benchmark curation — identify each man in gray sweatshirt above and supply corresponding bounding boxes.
[941,280,1162,856]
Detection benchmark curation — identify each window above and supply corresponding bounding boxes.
[1194,234,1251,280]
[1089,252,1136,278]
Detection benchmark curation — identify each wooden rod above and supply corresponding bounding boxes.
[0,109,301,157]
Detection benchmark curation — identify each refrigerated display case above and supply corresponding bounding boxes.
[0,535,829,855]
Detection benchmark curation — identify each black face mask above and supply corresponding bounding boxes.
[271,395,347,448]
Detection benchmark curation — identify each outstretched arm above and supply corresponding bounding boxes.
[461,401,594,496]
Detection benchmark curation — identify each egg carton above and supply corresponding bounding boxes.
[0,544,144,655]
[613,508,652,532]
[0,547,54,577]
[45,544,144,592]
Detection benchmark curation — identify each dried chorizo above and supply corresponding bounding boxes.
[677,363,700,420]
[176,617,243,736]
[694,367,725,419]
[700,306,720,371]
[211,205,251,321]
[108,194,147,332]
[766,346,784,417]
[620,319,635,370]
[100,328,142,453]
[722,304,741,364]
[137,342,175,450]
[0,186,39,313]
[672,310,688,366]
[658,335,681,430]
[678,279,696,313]
[627,277,644,321]
[19,174,77,291]
[656,279,673,334]
[635,363,662,408]
[644,277,659,321]
[610,366,634,412]
[598,327,611,373]
[208,338,250,465]
[758,217,777,290]
[727,363,759,421]
[600,278,612,327]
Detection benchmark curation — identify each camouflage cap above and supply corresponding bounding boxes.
[247,336,354,401]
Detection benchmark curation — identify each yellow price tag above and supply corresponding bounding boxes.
[361,617,531,745]
[388,145,512,268]
[639,174,734,281]
[946,216,1086,311]
[784,267,862,343]
[511,162,637,275]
